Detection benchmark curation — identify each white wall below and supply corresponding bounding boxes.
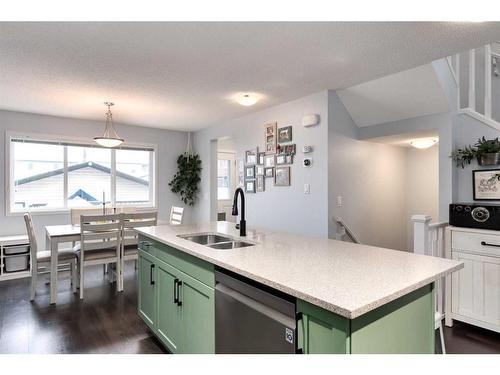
[327,91,409,251]
[192,91,330,238]
[0,110,188,245]
[405,146,439,250]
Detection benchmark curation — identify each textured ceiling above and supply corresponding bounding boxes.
[1,22,500,131]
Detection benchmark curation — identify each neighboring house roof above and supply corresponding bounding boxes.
[14,161,148,186]
[13,162,150,208]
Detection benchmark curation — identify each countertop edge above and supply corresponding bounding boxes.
[136,228,463,320]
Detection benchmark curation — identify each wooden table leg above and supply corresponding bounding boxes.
[50,237,58,304]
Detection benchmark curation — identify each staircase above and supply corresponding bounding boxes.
[447,41,500,130]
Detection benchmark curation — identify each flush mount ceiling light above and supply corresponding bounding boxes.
[409,138,438,149]
[236,93,259,106]
[94,102,124,148]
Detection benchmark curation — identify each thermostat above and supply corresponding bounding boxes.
[302,146,313,153]
[302,114,320,127]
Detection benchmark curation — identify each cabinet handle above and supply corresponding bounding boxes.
[140,241,151,250]
[150,264,155,285]
[480,241,500,248]
[296,312,304,354]
[173,278,179,304]
[177,281,183,307]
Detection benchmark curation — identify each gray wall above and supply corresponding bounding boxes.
[327,91,409,251]
[0,110,188,245]
[192,91,330,238]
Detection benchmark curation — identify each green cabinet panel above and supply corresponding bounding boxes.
[297,300,350,354]
[139,234,215,287]
[179,271,215,354]
[138,250,157,330]
[156,259,183,353]
[350,284,435,354]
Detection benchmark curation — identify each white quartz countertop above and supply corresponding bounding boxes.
[136,222,463,319]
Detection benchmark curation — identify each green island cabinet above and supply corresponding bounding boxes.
[138,234,435,354]
[138,235,215,354]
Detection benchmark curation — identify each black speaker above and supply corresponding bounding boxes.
[449,203,500,230]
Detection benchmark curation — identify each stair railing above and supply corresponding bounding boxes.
[335,217,360,244]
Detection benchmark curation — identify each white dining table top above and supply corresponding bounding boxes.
[45,224,80,238]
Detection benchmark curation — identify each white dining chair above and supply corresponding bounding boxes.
[169,206,184,225]
[76,213,121,299]
[24,213,78,301]
[120,211,158,290]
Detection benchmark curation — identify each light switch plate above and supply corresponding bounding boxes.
[304,184,310,194]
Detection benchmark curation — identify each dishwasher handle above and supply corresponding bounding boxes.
[216,283,296,329]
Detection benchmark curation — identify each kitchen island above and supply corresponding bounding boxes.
[135,221,463,354]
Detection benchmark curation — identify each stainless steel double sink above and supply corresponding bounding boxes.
[178,233,255,250]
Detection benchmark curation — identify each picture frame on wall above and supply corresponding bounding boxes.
[274,166,290,186]
[264,154,275,168]
[256,176,265,192]
[265,122,277,155]
[255,165,264,176]
[245,148,258,165]
[258,152,265,165]
[473,169,500,200]
[278,126,292,143]
[264,167,274,178]
[245,165,255,179]
[245,179,256,193]
[276,154,293,165]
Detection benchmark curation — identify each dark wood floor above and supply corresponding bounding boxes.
[0,265,499,354]
[0,264,166,353]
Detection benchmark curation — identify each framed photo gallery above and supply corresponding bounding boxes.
[243,122,295,193]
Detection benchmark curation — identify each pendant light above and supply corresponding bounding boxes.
[94,102,124,148]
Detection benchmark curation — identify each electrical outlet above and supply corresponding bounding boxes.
[337,196,342,207]
[304,184,310,194]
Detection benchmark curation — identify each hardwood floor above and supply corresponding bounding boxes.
[0,265,498,354]
[0,263,166,354]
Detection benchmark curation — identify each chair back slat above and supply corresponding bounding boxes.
[121,211,158,247]
[169,206,184,225]
[80,214,121,254]
[71,208,112,225]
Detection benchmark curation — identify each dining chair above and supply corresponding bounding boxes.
[120,211,158,291]
[169,206,184,225]
[24,213,78,301]
[70,207,114,275]
[76,213,121,299]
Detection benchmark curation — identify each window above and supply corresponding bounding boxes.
[8,135,156,213]
[217,159,231,200]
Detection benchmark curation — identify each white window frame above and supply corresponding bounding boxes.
[5,131,158,216]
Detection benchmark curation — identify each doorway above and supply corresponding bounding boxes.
[216,137,237,222]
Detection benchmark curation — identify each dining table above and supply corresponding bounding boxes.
[45,224,81,304]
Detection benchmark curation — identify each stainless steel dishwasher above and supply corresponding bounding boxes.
[215,269,297,354]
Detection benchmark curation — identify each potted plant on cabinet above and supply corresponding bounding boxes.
[452,137,500,168]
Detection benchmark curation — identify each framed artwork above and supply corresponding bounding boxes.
[245,165,255,179]
[264,167,274,178]
[238,159,245,187]
[258,152,265,165]
[276,154,293,165]
[278,126,292,143]
[473,169,500,200]
[264,154,275,168]
[274,166,290,186]
[255,165,264,176]
[245,148,258,165]
[281,144,296,155]
[265,122,277,155]
[256,176,265,192]
[245,179,256,193]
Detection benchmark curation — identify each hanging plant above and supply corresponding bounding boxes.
[452,137,500,168]
[169,133,202,206]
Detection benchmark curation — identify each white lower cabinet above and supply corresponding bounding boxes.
[446,227,500,333]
